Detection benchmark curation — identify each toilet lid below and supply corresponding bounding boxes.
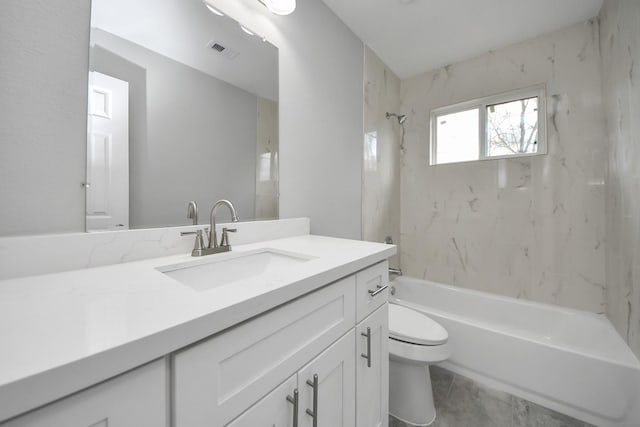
[389,303,448,346]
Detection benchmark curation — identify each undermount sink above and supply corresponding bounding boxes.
[158,249,315,292]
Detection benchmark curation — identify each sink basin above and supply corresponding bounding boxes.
[158,249,315,292]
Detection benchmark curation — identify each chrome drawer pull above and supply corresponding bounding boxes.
[286,388,299,427]
[361,327,372,367]
[368,283,389,298]
[306,374,318,427]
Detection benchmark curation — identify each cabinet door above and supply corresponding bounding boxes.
[298,330,356,427]
[4,360,167,427]
[226,375,298,427]
[356,304,389,427]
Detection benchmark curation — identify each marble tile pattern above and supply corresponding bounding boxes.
[399,21,607,313]
[363,46,402,267]
[600,0,640,357]
[389,366,594,427]
[0,218,310,280]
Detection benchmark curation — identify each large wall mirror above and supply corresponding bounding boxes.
[87,0,278,231]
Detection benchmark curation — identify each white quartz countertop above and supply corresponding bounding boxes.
[0,234,395,421]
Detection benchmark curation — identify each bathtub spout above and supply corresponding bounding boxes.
[389,267,403,276]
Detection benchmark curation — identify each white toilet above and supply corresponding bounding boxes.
[388,303,451,426]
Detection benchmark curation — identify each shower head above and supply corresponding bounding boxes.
[386,112,407,125]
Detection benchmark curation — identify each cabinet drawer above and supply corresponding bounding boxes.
[4,360,167,427]
[356,261,389,322]
[173,276,356,427]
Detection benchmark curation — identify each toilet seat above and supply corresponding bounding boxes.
[389,303,448,346]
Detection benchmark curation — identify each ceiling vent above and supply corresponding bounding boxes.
[211,43,225,52]
[207,40,240,60]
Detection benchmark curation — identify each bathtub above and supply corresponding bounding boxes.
[390,276,640,427]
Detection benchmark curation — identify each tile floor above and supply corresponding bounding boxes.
[389,366,595,427]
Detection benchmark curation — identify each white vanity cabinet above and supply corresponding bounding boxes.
[3,360,167,427]
[174,261,389,427]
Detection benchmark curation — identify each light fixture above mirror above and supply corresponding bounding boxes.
[203,1,225,17]
[204,0,296,17]
[260,0,297,16]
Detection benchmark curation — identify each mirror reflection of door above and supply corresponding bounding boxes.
[86,71,129,231]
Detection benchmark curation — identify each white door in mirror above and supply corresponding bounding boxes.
[86,71,129,231]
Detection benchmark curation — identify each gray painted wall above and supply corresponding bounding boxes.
[0,0,90,236]
[0,0,364,239]
[90,29,257,228]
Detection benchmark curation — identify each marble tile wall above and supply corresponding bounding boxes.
[600,0,640,356]
[363,47,401,267]
[389,366,594,427]
[399,21,607,313]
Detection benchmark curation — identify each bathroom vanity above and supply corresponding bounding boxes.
[0,229,394,427]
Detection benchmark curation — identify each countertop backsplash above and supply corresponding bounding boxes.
[0,218,310,280]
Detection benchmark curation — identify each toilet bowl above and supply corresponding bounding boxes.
[388,303,450,426]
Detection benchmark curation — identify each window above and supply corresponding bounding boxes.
[364,131,378,172]
[430,86,546,165]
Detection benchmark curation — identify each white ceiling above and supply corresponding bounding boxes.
[91,0,278,100]
[322,0,604,79]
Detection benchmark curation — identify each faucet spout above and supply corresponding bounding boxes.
[187,201,198,225]
[208,199,239,248]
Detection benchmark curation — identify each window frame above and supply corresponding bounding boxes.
[429,85,547,166]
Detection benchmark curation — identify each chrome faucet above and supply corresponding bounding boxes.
[208,199,239,250]
[388,267,403,276]
[383,236,403,277]
[181,199,239,257]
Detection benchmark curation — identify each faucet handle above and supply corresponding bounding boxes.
[180,227,208,236]
[220,227,237,247]
[194,229,206,251]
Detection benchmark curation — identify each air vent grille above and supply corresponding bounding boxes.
[207,40,240,60]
